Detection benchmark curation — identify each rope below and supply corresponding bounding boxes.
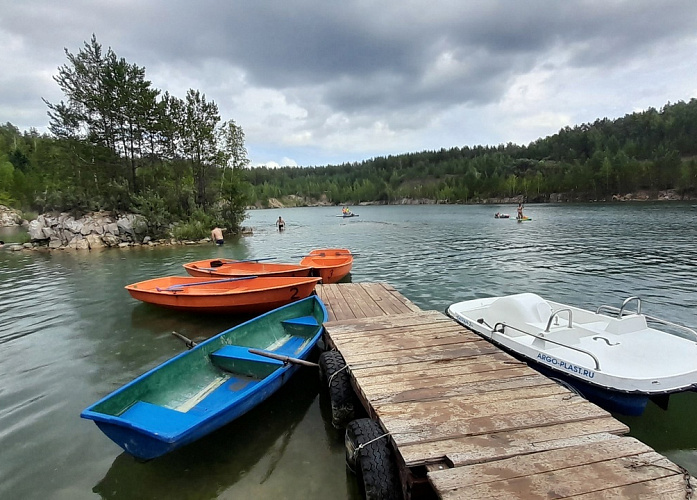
[328,363,350,385]
[351,432,391,460]
[626,458,693,499]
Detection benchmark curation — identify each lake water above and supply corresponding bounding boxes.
[1,203,697,499]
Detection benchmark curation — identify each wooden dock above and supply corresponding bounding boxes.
[316,283,695,500]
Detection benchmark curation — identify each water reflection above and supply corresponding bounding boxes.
[2,203,697,499]
[93,368,345,499]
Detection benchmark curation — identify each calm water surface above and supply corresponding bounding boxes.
[1,203,697,499]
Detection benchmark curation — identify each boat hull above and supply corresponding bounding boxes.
[125,276,321,314]
[300,248,353,284]
[183,260,313,278]
[81,296,328,460]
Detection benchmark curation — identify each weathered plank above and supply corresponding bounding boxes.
[362,282,422,314]
[324,310,449,334]
[435,449,689,499]
[398,420,629,467]
[428,436,648,489]
[385,398,612,447]
[336,341,503,369]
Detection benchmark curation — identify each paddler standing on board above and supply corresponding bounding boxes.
[516,203,524,220]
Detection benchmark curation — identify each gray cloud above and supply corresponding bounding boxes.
[1,0,696,165]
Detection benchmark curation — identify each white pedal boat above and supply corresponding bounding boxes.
[446,293,697,416]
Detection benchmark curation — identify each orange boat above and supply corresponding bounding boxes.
[183,259,312,278]
[299,248,353,284]
[125,276,321,314]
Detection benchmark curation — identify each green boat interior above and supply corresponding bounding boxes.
[90,305,323,434]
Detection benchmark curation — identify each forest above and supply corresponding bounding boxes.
[1,35,697,233]
[245,99,697,206]
[0,36,250,238]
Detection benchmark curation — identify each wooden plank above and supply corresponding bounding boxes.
[363,282,422,314]
[322,284,354,321]
[436,450,689,499]
[568,475,694,499]
[349,350,519,378]
[315,285,337,321]
[360,282,409,315]
[324,310,449,333]
[361,368,550,402]
[330,323,475,345]
[379,282,423,313]
[356,355,529,390]
[398,419,629,466]
[377,389,595,423]
[335,341,503,369]
[348,283,393,317]
[385,398,613,446]
[338,283,383,318]
[333,330,482,357]
[428,436,649,490]
[369,375,566,409]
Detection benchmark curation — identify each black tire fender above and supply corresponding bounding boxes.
[345,418,402,500]
[318,350,355,429]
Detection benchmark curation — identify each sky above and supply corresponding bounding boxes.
[2,1,697,168]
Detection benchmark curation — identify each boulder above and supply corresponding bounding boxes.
[0,205,22,227]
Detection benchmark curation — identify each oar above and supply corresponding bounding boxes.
[172,331,198,349]
[210,257,277,267]
[248,348,319,368]
[157,275,258,291]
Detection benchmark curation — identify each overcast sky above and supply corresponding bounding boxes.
[2,1,696,167]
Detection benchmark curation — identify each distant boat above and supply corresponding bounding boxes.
[337,213,359,218]
[183,259,312,278]
[299,248,353,284]
[81,296,328,460]
[125,275,321,314]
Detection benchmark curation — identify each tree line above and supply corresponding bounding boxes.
[245,99,697,205]
[2,35,696,231]
[0,36,250,238]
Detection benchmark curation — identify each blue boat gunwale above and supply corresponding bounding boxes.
[81,295,328,443]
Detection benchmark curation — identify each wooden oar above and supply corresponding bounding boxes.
[157,275,258,291]
[172,331,198,349]
[248,348,319,368]
[210,257,276,267]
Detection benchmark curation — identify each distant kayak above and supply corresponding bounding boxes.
[337,213,359,218]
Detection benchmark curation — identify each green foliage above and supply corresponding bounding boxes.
[130,189,172,237]
[170,209,216,240]
[0,36,251,239]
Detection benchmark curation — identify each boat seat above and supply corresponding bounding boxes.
[282,315,321,337]
[210,345,284,378]
[119,401,201,436]
[604,315,648,334]
[485,293,552,337]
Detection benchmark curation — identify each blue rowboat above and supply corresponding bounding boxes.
[81,295,328,460]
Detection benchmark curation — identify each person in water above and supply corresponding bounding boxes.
[276,216,285,231]
[211,227,224,245]
[516,203,524,220]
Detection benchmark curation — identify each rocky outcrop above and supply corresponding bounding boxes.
[27,212,152,250]
[0,205,23,227]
